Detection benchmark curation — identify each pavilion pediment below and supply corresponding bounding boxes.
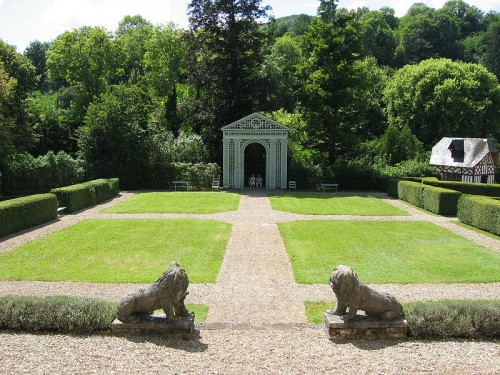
[222,113,289,132]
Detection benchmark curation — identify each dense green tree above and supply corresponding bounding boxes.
[144,24,186,135]
[0,40,37,156]
[481,20,500,78]
[395,4,463,65]
[24,40,52,91]
[378,124,424,165]
[440,0,484,38]
[25,92,71,155]
[358,9,397,66]
[77,84,152,187]
[115,15,154,82]
[47,27,119,98]
[264,14,314,37]
[384,58,500,148]
[0,62,16,158]
[186,0,272,158]
[261,33,302,111]
[296,0,369,163]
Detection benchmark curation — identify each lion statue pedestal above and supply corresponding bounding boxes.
[112,262,195,340]
[325,265,408,340]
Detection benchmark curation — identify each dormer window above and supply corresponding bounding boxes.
[448,140,464,162]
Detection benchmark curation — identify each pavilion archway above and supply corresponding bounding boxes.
[222,113,289,189]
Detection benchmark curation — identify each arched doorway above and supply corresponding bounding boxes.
[244,143,266,188]
[222,113,289,189]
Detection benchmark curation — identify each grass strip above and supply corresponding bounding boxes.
[279,220,500,284]
[268,193,409,216]
[0,219,231,283]
[102,192,241,214]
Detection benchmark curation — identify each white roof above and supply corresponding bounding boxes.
[430,137,498,167]
[221,113,289,131]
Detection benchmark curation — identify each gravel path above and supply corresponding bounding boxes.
[1,190,499,374]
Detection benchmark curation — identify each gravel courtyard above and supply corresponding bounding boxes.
[0,191,499,374]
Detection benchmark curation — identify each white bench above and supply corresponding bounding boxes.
[172,181,191,191]
[288,180,297,190]
[320,183,338,192]
[212,180,222,191]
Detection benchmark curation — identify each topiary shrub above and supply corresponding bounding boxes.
[422,179,500,197]
[0,296,117,333]
[387,179,402,197]
[0,193,57,238]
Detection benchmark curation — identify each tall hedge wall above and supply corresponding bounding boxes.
[458,195,500,236]
[51,178,119,213]
[0,194,57,238]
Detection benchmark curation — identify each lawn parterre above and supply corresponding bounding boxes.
[0,219,231,283]
[268,193,409,216]
[102,192,241,214]
[279,220,500,284]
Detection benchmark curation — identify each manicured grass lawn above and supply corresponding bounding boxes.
[187,304,209,322]
[0,219,232,283]
[305,301,332,324]
[279,221,500,284]
[102,192,241,214]
[268,193,409,216]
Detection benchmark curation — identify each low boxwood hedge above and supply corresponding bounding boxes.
[0,193,57,238]
[422,179,500,197]
[404,300,499,339]
[0,296,117,333]
[51,178,119,213]
[398,181,425,208]
[458,195,500,236]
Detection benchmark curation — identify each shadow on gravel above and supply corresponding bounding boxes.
[334,339,405,350]
[122,330,208,352]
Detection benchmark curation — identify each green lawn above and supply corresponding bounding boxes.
[279,220,500,284]
[102,192,241,214]
[0,219,232,283]
[268,193,409,216]
[305,301,332,324]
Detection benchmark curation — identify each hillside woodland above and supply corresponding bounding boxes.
[0,0,499,190]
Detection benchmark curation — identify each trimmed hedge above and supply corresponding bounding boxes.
[422,178,500,197]
[0,194,57,238]
[51,178,120,213]
[386,178,402,197]
[422,185,461,216]
[0,296,117,333]
[396,181,461,215]
[404,300,499,339]
[458,195,500,236]
[398,181,425,208]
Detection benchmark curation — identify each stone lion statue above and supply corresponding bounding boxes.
[328,265,403,321]
[117,261,192,322]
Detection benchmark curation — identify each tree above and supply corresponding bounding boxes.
[47,27,119,98]
[77,84,152,188]
[296,0,367,163]
[384,58,500,148]
[395,4,463,65]
[358,9,397,66]
[24,40,52,91]
[115,15,154,82]
[261,33,303,111]
[143,24,186,135]
[186,0,272,159]
[440,0,484,38]
[0,39,37,156]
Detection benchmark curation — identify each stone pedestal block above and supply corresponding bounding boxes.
[325,311,408,340]
[112,313,195,340]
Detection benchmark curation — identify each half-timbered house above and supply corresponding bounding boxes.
[430,137,498,183]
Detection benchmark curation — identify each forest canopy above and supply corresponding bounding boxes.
[0,0,499,189]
